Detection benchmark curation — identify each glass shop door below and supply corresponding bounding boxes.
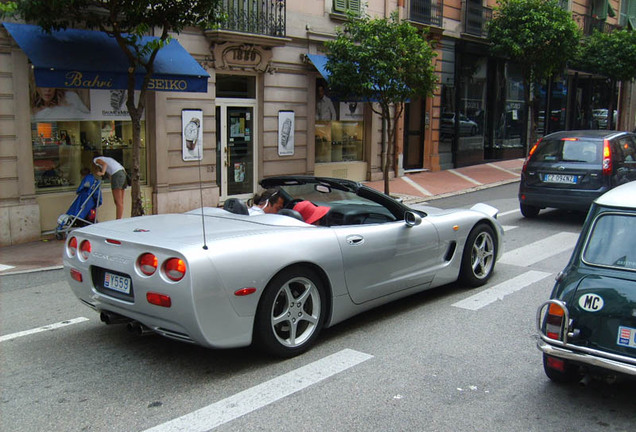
[216,101,257,200]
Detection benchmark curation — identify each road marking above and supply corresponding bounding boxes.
[0,317,90,342]
[448,169,483,186]
[486,162,519,177]
[401,176,432,196]
[144,349,373,432]
[502,225,518,231]
[0,264,16,272]
[498,232,579,267]
[453,270,552,310]
[498,209,520,217]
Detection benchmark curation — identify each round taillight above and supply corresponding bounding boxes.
[138,253,158,276]
[163,258,186,282]
[68,237,78,257]
[79,240,92,260]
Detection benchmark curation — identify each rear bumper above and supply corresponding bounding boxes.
[518,187,608,211]
[537,339,636,376]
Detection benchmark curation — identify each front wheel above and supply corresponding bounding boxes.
[254,267,326,358]
[459,223,496,287]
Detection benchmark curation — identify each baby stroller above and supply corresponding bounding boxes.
[55,172,102,239]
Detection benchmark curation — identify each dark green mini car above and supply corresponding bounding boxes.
[537,180,636,383]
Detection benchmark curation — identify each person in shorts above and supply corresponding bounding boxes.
[93,155,127,219]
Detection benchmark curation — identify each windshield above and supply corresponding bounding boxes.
[583,213,636,271]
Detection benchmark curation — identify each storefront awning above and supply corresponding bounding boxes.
[3,22,209,93]
[306,54,330,82]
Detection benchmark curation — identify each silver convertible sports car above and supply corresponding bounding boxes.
[64,176,504,357]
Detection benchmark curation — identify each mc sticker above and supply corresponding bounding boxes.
[578,293,604,312]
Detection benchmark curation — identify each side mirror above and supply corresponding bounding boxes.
[404,211,422,227]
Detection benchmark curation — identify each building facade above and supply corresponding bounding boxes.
[1,0,635,246]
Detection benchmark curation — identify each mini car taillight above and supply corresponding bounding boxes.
[79,240,92,260]
[163,258,186,281]
[68,237,78,257]
[138,253,158,276]
[545,302,566,340]
[602,139,612,175]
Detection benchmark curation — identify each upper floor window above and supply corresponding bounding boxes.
[333,0,361,15]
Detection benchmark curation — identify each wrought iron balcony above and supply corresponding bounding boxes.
[574,13,619,35]
[464,4,492,38]
[219,0,286,38]
[409,0,443,27]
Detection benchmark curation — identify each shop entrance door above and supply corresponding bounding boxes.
[216,101,257,200]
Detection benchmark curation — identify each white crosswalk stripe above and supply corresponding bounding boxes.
[498,231,579,267]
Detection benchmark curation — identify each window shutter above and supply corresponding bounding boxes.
[591,0,608,20]
[348,0,361,14]
[334,0,347,13]
[629,0,636,29]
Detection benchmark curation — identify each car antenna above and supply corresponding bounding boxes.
[196,143,208,250]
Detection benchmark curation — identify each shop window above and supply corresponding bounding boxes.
[30,86,146,192]
[216,74,256,98]
[315,80,364,163]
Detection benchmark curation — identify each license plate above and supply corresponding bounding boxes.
[104,272,131,295]
[543,174,577,184]
[617,326,636,348]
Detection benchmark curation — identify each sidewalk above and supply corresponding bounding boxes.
[0,158,524,275]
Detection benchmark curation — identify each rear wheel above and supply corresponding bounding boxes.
[459,223,496,287]
[520,203,540,218]
[543,354,579,383]
[254,267,326,358]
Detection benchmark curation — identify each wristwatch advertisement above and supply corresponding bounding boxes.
[182,109,203,161]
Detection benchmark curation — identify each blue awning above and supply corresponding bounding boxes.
[307,54,330,82]
[3,22,209,93]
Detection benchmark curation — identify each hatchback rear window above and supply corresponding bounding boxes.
[533,139,600,164]
[583,213,636,271]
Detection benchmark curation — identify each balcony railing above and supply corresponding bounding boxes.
[464,4,492,38]
[409,0,443,27]
[574,13,619,35]
[219,0,286,37]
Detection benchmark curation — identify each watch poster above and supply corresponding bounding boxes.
[278,110,294,156]
[182,109,203,161]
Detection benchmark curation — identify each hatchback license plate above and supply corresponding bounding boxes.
[104,272,131,294]
[544,174,577,184]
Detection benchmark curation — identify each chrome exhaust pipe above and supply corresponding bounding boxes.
[100,311,132,325]
[126,321,153,336]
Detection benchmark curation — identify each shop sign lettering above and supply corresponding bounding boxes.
[148,78,188,91]
[65,71,113,88]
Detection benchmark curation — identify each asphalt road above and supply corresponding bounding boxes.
[1,183,634,432]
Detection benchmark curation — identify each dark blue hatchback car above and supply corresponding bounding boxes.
[519,130,636,218]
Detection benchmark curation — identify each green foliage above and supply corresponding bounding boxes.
[488,0,581,81]
[574,29,636,82]
[325,11,437,109]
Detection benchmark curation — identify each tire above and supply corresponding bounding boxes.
[254,267,326,358]
[520,203,540,218]
[459,223,496,287]
[543,354,579,384]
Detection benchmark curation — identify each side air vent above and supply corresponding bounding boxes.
[444,241,457,261]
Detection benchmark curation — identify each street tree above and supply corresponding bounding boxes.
[487,0,580,148]
[325,12,437,195]
[574,29,636,129]
[4,0,222,216]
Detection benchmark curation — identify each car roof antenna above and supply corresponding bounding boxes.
[196,144,208,250]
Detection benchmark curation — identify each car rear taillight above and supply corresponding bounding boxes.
[602,139,612,175]
[79,240,91,260]
[147,292,172,308]
[70,268,83,282]
[545,302,566,341]
[138,253,158,276]
[68,236,78,257]
[522,138,542,173]
[163,258,186,281]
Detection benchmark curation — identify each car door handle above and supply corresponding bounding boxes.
[346,235,364,246]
